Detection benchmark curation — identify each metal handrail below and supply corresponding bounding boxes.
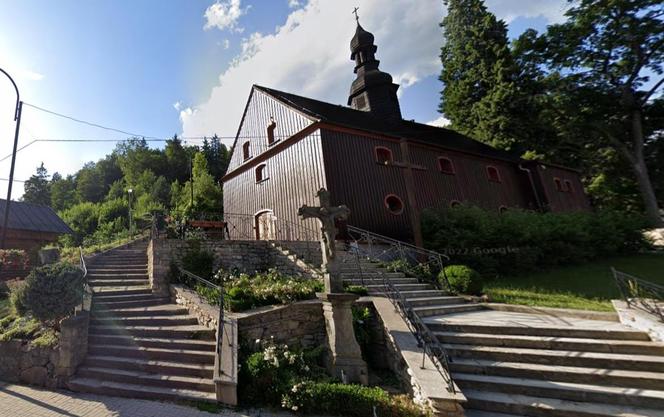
[613,267,664,322]
[77,246,91,313]
[174,266,228,383]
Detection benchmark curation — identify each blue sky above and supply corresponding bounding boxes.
[0,0,567,199]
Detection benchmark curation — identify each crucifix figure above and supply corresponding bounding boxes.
[352,7,359,22]
[298,188,350,292]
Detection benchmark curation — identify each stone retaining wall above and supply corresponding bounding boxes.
[0,312,89,388]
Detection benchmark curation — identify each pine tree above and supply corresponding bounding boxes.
[22,162,51,206]
[439,0,521,151]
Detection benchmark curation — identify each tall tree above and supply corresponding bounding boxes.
[50,173,77,211]
[439,0,522,151]
[22,162,51,206]
[524,0,664,226]
[76,162,106,203]
[164,135,191,183]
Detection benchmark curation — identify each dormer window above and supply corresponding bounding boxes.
[375,147,393,165]
[255,164,267,182]
[486,166,501,183]
[438,157,455,175]
[242,142,251,161]
[554,177,563,192]
[267,117,277,145]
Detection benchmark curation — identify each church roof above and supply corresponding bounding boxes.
[254,85,520,162]
[0,199,73,235]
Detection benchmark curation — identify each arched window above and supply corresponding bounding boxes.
[242,142,251,161]
[450,200,461,208]
[499,205,508,214]
[255,164,267,182]
[486,166,501,183]
[267,118,277,145]
[438,157,455,175]
[554,177,563,192]
[375,147,393,165]
[564,180,574,193]
[384,194,404,215]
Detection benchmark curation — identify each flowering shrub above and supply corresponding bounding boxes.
[216,268,323,312]
[0,250,29,270]
[239,341,428,417]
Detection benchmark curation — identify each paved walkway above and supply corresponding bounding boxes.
[0,383,298,417]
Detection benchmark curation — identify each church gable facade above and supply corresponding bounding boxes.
[222,22,590,244]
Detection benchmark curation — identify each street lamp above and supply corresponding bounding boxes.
[0,68,23,249]
[127,189,133,238]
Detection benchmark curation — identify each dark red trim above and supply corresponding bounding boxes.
[384,194,404,215]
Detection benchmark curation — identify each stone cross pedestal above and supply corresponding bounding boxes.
[299,188,368,385]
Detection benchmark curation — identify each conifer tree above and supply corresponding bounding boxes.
[22,163,51,206]
[439,0,521,151]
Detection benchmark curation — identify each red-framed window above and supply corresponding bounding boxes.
[384,194,404,215]
[554,177,563,192]
[486,166,501,183]
[564,179,574,193]
[267,118,277,145]
[242,142,251,161]
[499,205,508,214]
[450,200,461,208]
[375,146,393,165]
[438,157,455,174]
[255,164,267,182]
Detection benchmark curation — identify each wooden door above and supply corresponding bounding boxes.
[255,210,276,240]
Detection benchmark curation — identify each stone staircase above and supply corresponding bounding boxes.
[68,240,217,403]
[338,253,483,317]
[425,311,664,417]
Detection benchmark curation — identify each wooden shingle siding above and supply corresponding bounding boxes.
[227,89,314,174]
[223,130,326,240]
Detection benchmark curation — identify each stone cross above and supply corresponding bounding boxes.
[298,188,350,293]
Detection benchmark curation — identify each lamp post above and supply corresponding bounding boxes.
[0,68,23,249]
[127,189,133,239]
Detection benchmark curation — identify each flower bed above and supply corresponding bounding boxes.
[239,341,428,417]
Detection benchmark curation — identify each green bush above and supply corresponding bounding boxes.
[9,281,28,315]
[180,244,215,279]
[442,265,483,295]
[345,285,368,296]
[422,206,650,276]
[23,263,83,323]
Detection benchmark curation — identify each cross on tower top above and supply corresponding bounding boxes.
[352,7,359,22]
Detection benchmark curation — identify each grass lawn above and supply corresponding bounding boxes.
[484,253,664,312]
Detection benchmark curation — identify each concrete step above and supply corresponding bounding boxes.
[444,344,664,372]
[87,268,147,274]
[88,334,216,352]
[366,283,432,292]
[406,296,467,307]
[91,287,152,297]
[76,366,215,393]
[93,295,169,308]
[454,373,664,409]
[90,315,200,327]
[462,389,661,417]
[83,355,215,379]
[398,289,446,299]
[464,411,523,417]
[343,278,418,286]
[341,271,406,279]
[88,263,148,269]
[437,332,664,356]
[413,303,484,317]
[68,377,216,403]
[92,304,190,318]
[424,322,651,341]
[89,325,216,340]
[88,344,215,364]
[87,273,149,279]
[89,279,149,287]
[451,358,664,391]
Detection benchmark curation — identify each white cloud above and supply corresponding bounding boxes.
[486,0,569,24]
[183,0,446,141]
[288,0,301,8]
[427,115,450,127]
[173,101,182,111]
[223,39,231,49]
[204,0,247,33]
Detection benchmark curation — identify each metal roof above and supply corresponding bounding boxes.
[0,199,73,234]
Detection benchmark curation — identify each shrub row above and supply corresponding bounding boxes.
[422,206,650,276]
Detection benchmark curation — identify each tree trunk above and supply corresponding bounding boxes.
[630,109,663,227]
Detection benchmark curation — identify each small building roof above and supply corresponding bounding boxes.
[0,199,73,235]
[254,85,520,163]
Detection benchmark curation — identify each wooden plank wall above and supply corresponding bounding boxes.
[227,88,314,174]
[535,164,591,212]
[223,130,326,240]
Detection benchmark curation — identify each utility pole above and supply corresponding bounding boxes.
[190,155,194,210]
[0,68,23,249]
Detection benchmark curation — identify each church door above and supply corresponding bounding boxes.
[255,210,276,240]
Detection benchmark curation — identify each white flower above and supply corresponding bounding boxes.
[291,405,298,411]
[255,338,261,344]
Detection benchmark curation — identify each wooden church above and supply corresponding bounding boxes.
[222,21,590,245]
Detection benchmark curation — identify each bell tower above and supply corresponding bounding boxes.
[347,13,402,120]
